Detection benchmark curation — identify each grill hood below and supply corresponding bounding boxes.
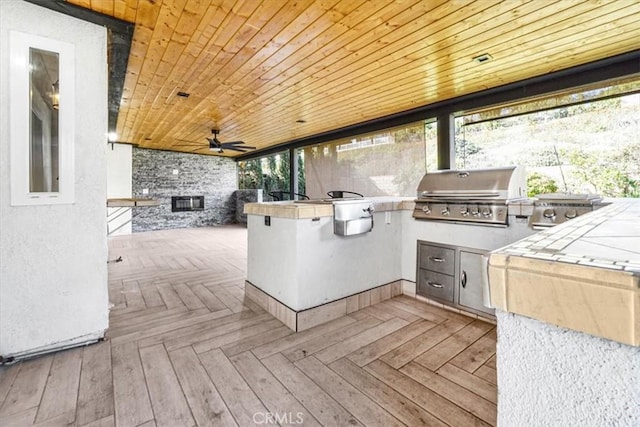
[416,166,527,202]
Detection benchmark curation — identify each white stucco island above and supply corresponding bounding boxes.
[243,196,533,331]
[243,198,410,331]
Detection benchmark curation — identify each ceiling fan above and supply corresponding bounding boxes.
[174,129,256,154]
[206,129,256,153]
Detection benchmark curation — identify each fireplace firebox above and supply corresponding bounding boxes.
[171,196,204,212]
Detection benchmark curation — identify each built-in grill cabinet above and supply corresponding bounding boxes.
[417,241,494,316]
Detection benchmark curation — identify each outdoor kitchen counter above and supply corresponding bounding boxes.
[488,199,640,346]
[243,196,415,219]
[243,196,416,331]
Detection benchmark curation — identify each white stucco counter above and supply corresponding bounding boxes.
[243,197,413,331]
[487,200,640,426]
[243,196,535,331]
[488,199,640,346]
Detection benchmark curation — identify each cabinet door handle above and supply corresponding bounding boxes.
[429,256,444,263]
[427,281,444,289]
[461,271,467,288]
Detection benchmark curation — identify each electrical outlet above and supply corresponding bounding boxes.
[142,188,149,195]
[264,216,271,226]
[385,211,391,224]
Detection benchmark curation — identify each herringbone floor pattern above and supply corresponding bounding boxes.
[0,226,497,426]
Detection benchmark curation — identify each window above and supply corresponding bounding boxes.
[238,120,437,199]
[10,31,75,205]
[454,80,640,197]
[303,122,430,198]
[238,151,304,200]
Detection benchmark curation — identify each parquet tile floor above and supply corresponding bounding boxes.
[0,226,497,426]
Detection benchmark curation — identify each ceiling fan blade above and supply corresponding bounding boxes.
[224,146,251,152]
[223,145,256,150]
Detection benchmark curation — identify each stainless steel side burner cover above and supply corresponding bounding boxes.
[530,192,604,228]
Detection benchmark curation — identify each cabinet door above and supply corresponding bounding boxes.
[458,250,494,315]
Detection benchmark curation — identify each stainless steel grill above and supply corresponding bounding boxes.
[530,193,604,229]
[413,166,527,226]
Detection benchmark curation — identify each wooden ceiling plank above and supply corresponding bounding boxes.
[135,0,189,96]
[149,0,384,140]
[123,0,139,23]
[65,0,640,154]
[218,0,500,126]
[117,0,164,139]
[89,0,110,15]
[70,0,92,8]
[214,0,331,89]
[137,1,253,140]
[149,0,470,147]
[236,24,640,147]
[225,0,432,112]
[125,0,192,141]
[244,0,560,116]
[180,0,315,97]
[113,0,128,20]
[244,25,640,145]
[149,3,324,145]
[219,0,478,129]
[252,0,459,97]
[181,0,436,139]
[222,0,628,130]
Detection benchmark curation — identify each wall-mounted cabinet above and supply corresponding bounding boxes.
[417,241,494,317]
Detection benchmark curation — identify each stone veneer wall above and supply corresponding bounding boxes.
[132,148,237,232]
[235,189,263,224]
[496,310,640,426]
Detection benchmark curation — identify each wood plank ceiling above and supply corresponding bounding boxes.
[67,0,640,157]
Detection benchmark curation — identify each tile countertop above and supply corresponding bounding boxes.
[488,199,640,346]
[244,196,415,219]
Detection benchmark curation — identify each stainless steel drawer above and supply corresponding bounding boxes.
[419,244,455,275]
[418,269,454,303]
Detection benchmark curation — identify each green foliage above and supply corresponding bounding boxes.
[238,151,306,199]
[238,159,263,189]
[454,92,639,197]
[527,172,558,197]
[567,145,640,197]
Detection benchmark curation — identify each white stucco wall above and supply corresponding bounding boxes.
[496,310,640,426]
[247,210,403,310]
[107,143,133,235]
[0,0,109,359]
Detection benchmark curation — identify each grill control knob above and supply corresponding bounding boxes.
[422,205,431,214]
[441,207,450,216]
[471,207,480,216]
[564,209,578,219]
[460,207,469,216]
[481,207,492,217]
[543,208,556,219]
